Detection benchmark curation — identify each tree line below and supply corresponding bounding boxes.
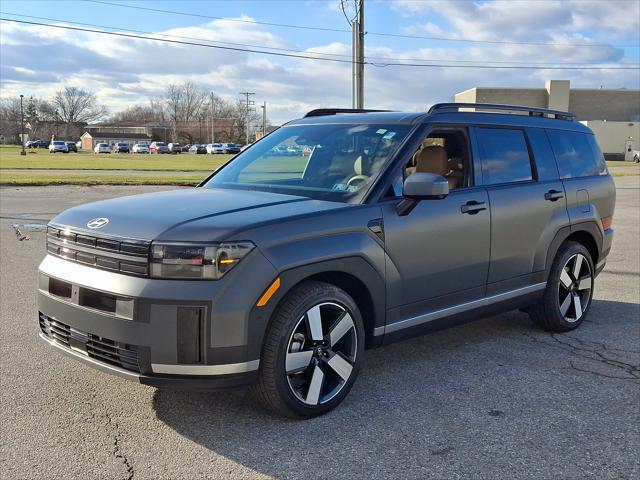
[0,82,266,144]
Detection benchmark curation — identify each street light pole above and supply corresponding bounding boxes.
[20,94,26,156]
[54,109,59,138]
[260,101,266,137]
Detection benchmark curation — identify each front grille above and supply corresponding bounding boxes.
[46,226,150,277]
[39,313,140,373]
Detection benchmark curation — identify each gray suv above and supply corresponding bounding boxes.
[38,104,615,417]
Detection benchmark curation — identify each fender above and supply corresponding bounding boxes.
[246,256,387,359]
[543,221,603,277]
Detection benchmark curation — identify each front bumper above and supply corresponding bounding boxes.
[37,253,278,389]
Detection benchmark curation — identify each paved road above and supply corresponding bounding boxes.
[1,180,639,480]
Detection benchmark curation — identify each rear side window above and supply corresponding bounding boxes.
[475,128,533,185]
[546,130,607,178]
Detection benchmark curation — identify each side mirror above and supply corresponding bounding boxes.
[396,172,449,216]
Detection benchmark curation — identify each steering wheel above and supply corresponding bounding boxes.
[346,174,370,187]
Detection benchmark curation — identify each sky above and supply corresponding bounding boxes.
[1,0,639,124]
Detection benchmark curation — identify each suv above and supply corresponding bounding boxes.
[113,142,130,153]
[168,142,182,154]
[37,104,615,418]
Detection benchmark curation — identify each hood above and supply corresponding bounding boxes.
[50,187,344,242]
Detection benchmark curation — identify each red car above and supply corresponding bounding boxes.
[149,142,170,154]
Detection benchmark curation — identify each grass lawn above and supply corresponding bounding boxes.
[0,146,232,171]
[0,171,206,186]
[0,145,636,185]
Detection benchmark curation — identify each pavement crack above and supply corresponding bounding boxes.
[105,413,134,480]
[523,332,640,381]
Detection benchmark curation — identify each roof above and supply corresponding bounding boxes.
[82,131,152,139]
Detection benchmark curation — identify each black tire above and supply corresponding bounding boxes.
[529,241,595,332]
[253,280,365,418]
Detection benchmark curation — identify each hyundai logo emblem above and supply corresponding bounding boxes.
[87,217,109,229]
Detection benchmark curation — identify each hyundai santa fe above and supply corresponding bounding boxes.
[38,103,615,417]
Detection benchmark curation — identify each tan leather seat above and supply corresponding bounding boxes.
[415,146,462,189]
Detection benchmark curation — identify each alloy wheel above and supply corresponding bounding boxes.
[558,253,592,322]
[285,302,357,405]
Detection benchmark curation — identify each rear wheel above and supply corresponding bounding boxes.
[529,241,594,332]
[253,281,364,418]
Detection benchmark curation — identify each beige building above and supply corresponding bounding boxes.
[455,80,640,159]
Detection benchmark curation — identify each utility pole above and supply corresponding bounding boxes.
[210,91,215,144]
[239,92,255,145]
[19,94,26,155]
[357,0,364,109]
[349,0,365,108]
[260,101,266,137]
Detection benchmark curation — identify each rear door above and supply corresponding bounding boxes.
[471,126,569,294]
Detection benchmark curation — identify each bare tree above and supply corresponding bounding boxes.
[0,98,22,144]
[109,104,165,124]
[53,87,107,137]
[161,82,208,141]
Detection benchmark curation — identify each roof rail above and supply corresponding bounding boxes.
[428,103,575,121]
[303,108,393,118]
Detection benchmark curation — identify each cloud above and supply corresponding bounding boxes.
[0,4,637,124]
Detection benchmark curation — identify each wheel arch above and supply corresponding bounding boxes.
[545,222,602,274]
[248,257,385,357]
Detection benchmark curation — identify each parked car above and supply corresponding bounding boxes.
[30,139,49,148]
[94,143,110,154]
[132,143,149,154]
[222,143,241,154]
[181,144,191,153]
[188,144,207,154]
[168,143,182,154]
[113,142,130,154]
[37,104,615,418]
[206,143,225,154]
[49,140,68,153]
[65,141,77,153]
[149,142,170,154]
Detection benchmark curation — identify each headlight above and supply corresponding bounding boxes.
[150,242,255,280]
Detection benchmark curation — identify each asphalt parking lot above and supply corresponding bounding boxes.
[1,179,638,480]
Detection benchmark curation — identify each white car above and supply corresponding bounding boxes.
[94,143,111,154]
[206,143,225,154]
[132,143,149,154]
[49,140,68,153]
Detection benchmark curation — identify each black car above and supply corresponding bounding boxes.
[113,142,130,153]
[30,139,49,148]
[65,142,78,153]
[223,143,242,154]
[188,144,207,154]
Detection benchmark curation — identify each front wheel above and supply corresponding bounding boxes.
[253,281,364,418]
[529,241,594,332]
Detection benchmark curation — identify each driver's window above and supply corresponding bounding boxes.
[385,128,471,198]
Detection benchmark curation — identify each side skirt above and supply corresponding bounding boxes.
[376,282,546,345]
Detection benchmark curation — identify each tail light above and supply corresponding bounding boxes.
[601,216,613,230]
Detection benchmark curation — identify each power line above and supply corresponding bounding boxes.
[82,0,640,49]
[6,11,632,66]
[2,18,638,71]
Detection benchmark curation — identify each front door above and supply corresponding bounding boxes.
[381,126,490,324]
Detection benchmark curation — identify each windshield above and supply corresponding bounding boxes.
[53,141,65,145]
[203,123,412,202]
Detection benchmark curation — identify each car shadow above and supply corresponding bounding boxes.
[152,299,639,478]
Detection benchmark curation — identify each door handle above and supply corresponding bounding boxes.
[460,201,486,214]
[544,189,564,201]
